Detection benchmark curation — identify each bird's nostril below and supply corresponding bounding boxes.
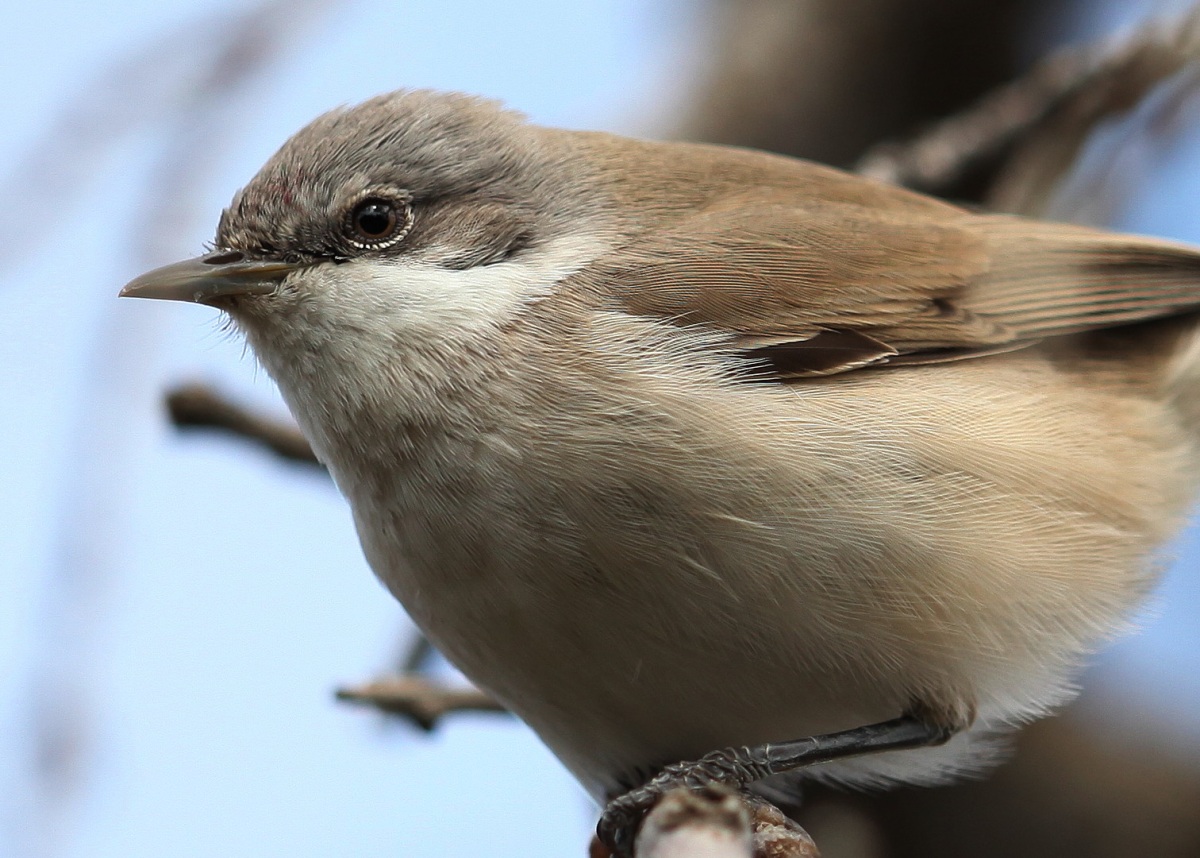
[205,250,245,265]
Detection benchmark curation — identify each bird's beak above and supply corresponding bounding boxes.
[119,249,303,304]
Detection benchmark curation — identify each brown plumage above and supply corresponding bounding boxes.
[579,142,1200,376]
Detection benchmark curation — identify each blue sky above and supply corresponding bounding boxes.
[1,1,1198,857]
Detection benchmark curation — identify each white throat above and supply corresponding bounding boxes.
[307,231,607,339]
[238,230,611,470]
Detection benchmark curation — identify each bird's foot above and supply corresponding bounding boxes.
[596,714,955,857]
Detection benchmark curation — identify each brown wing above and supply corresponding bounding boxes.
[602,187,1200,377]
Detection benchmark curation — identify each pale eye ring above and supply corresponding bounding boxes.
[344,192,413,249]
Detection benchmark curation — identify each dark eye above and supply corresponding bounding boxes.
[345,194,412,249]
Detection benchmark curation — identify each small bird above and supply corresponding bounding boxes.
[123,90,1200,849]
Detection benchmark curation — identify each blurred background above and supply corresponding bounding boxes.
[1,1,1199,856]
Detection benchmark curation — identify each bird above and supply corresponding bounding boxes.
[122,89,1200,851]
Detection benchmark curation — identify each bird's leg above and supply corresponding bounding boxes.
[597,714,956,856]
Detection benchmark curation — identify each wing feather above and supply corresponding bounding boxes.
[598,182,1200,376]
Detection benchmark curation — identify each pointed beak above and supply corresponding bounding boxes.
[119,249,303,304]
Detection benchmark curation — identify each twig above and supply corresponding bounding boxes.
[165,383,321,467]
[858,6,1200,216]
[856,44,1097,192]
[335,675,509,731]
[675,0,1070,173]
[634,787,754,858]
[398,629,437,674]
[745,794,821,858]
[601,787,820,858]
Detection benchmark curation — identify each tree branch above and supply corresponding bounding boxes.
[634,787,754,858]
[747,798,820,858]
[335,675,508,731]
[613,787,821,858]
[165,383,321,467]
[676,0,1070,173]
[858,7,1200,215]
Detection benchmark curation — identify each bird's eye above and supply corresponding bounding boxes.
[344,194,412,249]
[353,200,395,237]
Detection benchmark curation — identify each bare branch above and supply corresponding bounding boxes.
[611,788,820,858]
[856,41,1104,191]
[745,795,821,858]
[635,787,754,858]
[858,7,1200,216]
[398,631,437,674]
[335,675,508,731]
[165,383,321,468]
[676,0,1070,173]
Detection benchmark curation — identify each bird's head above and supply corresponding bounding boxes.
[121,89,617,346]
